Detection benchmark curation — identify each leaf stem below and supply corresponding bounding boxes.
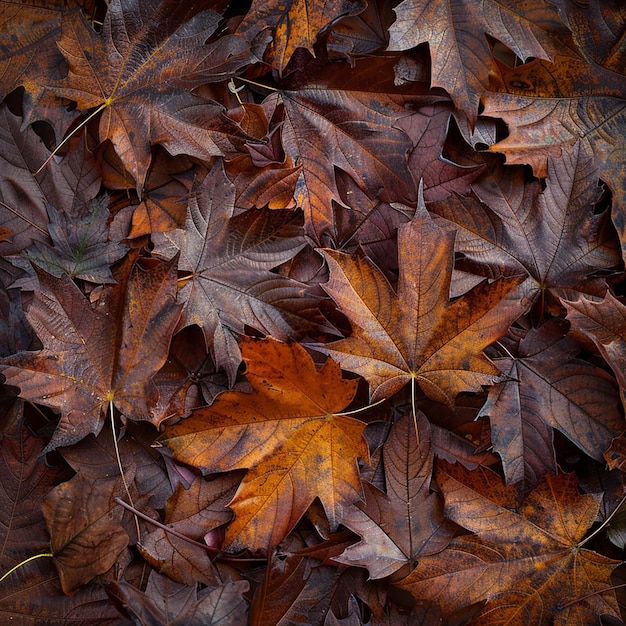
[112,497,265,562]
[578,492,626,549]
[0,553,54,582]
[109,400,141,542]
[0,200,49,237]
[34,102,108,175]
[341,397,386,416]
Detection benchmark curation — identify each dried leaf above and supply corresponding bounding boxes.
[161,338,368,552]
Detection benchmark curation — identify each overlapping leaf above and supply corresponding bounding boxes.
[52,0,255,189]
[333,412,454,579]
[236,0,366,74]
[395,462,622,625]
[0,257,181,450]
[160,338,369,552]
[152,161,326,384]
[387,0,558,120]
[478,320,624,487]
[275,88,416,241]
[431,141,622,309]
[317,200,526,405]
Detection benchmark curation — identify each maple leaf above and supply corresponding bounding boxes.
[482,43,626,222]
[160,338,369,552]
[52,0,256,189]
[0,257,181,450]
[236,0,366,74]
[333,411,455,579]
[152,161,325,384]
[139,472,240,587]
[387,0,557,121]
[0,102,100,257]
[395,462,622,625]
[42,474,129,595]
[316,199,526,405]
[273,87,416,241]
[478,320,624,487]
[431,141,622,311]
[13,196,127,285]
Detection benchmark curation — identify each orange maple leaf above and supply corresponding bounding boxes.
[160,338,369,552]
[316,200,527,406]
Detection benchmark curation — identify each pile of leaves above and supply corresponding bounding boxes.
[1,0,626,623]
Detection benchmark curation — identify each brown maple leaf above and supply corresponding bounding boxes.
[274,87,416,242]
[333,411,455,579]
[387,0,558,121]
[0,257,181,450]
[152,161,327,385]
[483,40,626,223]
[431,141,622,312]
[395,462,622,625]
[316,199,527,406]
[478,319,624,487]
[160,337,369,552]
[43,474,129,595]
[51,0,256,190]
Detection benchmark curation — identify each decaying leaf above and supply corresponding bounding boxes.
[0,257,181,449]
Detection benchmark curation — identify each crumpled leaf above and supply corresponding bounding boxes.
[395,462,622,625]
[0,257,181,450]
[317,197,526,405]
[333,411,454,579]
[152,161,326,384]
[52,0,256,189]
[107,571,249,626]
[478,319,624,487]
[387,0,557,121]
[236,0,366,74]
[160,338,369,552]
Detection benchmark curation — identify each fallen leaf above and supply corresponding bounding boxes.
[0,257,181,450]
[152,161,325,384]
[276,87,416,241]
[564,291,626,415]
[52,0,255,189]
[107,571,249,626]
[395,462,622,625]
[43,474,129,595]
[478,319,624,487]
[387,0,557,120]
[431,141,622,312]
[160,338,369,552]
[316,198,526,405]
[235,0,366,74]
[333,411,454,579]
